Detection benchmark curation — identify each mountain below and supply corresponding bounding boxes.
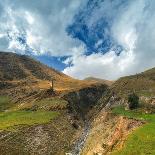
[82,68,155,155]
[84,77,114,86]
[1,52,155,155]
[0,52,109,155]
[0,52,97,97]
[0,51,71,81]
[111,67,155,97]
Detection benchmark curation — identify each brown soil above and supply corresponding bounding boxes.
[81,110,143,155]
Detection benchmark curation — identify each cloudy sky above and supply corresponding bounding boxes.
[0,0,155,80]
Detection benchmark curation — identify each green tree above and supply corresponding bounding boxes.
[128,93,139,109]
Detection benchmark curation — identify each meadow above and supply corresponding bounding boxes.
[112,106,155,155]
[0,96,59,131]
[0,110,59,131]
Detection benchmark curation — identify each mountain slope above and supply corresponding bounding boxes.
[81,68,155,155]
[0,52,97,97]
[111,67,155,97]
[0,52,109,155]
[0,51,70,81]
[84,77,114,86]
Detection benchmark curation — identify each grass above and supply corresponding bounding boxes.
[111,106,155,155]
[0,96,64,131]
[0,110,59,131]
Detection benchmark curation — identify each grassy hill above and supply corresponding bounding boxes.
[1,52,155,155]
[108,69,155,154]
[111,67,155,97]
[81,67,155,155]
[0,52,97,102]
[0,51,69,81]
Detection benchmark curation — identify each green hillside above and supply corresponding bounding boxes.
[112,106,155,155]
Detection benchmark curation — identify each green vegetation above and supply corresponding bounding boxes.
[128,93,139,109]
[0,110,59,131]
[0,96,66,131]
[112,106,155,155]
[0,96,13,111]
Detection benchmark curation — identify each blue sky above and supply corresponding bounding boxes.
[0,0,155,80]
[34,55,69,71]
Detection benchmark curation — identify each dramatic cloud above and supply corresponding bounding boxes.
[0,0,155,80]
[0,0,86,56]
[64,0,155,80]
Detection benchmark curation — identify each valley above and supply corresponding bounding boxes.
[0,52,155,155]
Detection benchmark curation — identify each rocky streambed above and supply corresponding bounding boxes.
[68,122,90,155]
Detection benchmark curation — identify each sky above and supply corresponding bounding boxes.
[0,0,155,80]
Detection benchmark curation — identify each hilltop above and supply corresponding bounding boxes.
[84,77,114,86]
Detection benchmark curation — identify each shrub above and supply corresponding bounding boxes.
[128,93,139,109]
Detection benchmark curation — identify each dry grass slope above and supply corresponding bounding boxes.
[111,67,155,97]
[0,52,96,99]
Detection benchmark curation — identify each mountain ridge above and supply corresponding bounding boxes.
[84,76,114,86]
[0,51,70,81]
[111,67,155,97]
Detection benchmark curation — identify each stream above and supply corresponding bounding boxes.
[66,121,90,155]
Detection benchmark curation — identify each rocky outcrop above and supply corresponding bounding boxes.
[63,84,109,154]
[81,111,143,155]
[140,96,155,105]
[63,84,108,120]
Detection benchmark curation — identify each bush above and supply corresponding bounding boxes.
[128,93,139,109]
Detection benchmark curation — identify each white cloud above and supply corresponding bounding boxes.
[0,0,155,80]
[63,0,155,80]
[63,48,135,80]
[25,11,34,25]
[0,0,87,56]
